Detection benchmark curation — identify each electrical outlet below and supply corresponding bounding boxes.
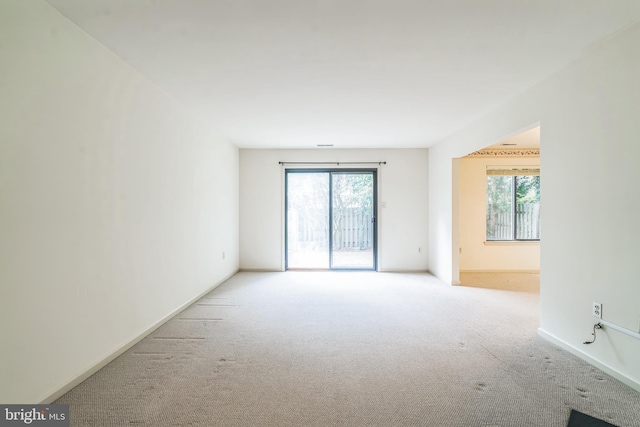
[418,246,422,253]
[592,302,602,319]
[222,251,225,260]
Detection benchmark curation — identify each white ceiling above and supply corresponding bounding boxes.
[45,0,640,149]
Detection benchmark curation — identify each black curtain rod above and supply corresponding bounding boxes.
[278,161,386,165]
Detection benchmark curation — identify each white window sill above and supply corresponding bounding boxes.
[484,240,540,246]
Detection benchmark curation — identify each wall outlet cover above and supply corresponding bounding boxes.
[592,302,602,319]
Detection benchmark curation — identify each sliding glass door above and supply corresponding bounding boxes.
[286,170,377,270]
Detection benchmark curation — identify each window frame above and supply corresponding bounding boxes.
[485,169,540,242]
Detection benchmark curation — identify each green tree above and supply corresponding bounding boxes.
[515,176,540,204]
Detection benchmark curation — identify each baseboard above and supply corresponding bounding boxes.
[537,328,640,393]
[39,270,238,404]
[426,269,455,285]
[460,269,540,273]
[238,269,433,274]
[377,269,430,273]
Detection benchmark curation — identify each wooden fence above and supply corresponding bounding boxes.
[487,203,540,240]
[288,208,373,250]
[333,208,374,250]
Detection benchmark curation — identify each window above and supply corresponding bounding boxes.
[486,168,540,241]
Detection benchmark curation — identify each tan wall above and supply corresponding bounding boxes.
[458,155,540,271]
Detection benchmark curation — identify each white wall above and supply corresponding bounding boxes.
[429,22,640,389]
[0,1,239,403]
[240,149,428,272]
[458,156,540,271]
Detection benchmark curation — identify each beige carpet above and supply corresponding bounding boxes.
[55,272,640,426]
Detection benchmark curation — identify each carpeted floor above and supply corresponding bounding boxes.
[55,272,640,426]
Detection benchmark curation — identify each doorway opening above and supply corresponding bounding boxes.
[454,124,540,287]
[285,169,377,270]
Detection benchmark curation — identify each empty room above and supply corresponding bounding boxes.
[1,1,640,426]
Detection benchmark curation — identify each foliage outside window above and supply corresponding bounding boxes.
[486,168,540,241]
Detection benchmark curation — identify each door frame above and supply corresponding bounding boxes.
[285,168,378,271]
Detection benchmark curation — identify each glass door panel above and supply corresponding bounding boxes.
[331,172,375,269]
[286,172,330,269]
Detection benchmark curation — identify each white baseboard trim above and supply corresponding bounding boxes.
[239,269,433,274]
[426,269,455,285]
[39,270,239,404]
[460,269,540,274]
[538,327,640,393]
[377,269,430,273]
